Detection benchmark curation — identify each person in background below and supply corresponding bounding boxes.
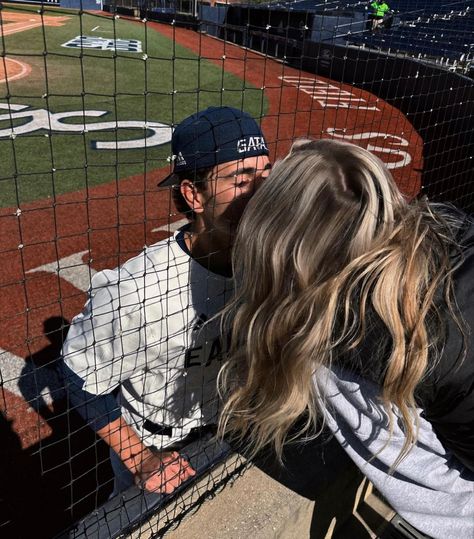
[218,139,474,539]
[368,1,391,30]
[62,106,271,496]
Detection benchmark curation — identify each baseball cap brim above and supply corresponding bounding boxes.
[157,172,180,187]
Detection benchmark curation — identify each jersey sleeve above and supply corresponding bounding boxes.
[62,266,161,396]
[421,215,474,472]
[62,364,121,431]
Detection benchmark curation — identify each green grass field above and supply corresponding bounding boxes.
[0,6,267,207]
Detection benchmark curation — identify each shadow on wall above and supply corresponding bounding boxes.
[0,317,113,539]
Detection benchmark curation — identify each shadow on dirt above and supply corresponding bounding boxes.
[0,317,113,539]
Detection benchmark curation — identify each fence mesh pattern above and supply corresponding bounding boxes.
[0,0,472,537]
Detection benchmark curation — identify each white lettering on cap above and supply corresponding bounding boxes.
[176,151,187,166]
[237,136,268,153]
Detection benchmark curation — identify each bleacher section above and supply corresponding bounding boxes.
[269,0,473,72]
[346,6,473,64]
[270,0,469,14]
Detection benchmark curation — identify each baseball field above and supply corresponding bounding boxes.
[0,3,425,535]
[0,5,269,207]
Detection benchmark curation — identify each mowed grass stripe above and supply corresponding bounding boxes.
[0,8,267,208]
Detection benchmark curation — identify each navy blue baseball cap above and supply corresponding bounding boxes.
[158,106,269,187]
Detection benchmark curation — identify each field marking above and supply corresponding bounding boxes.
[0,347,61,408]
[1,22,45,35]
[27,250,96,293]
[279,75,379,111]
[152,218,188,233]
[0,12,69,37]
[83,26,116,34]
[0,58,32,84]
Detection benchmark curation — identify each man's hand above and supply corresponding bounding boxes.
[134,449,196,494]
[97,417,196,494]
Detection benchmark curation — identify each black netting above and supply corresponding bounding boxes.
[0,0,472,537]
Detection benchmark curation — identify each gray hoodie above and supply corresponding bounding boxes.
[316,365,474,539]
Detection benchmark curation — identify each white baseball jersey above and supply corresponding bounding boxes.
[62,228,232,448]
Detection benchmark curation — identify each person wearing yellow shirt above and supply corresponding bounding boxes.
[368,1,390,30]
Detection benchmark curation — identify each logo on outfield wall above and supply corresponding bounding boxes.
[62,36,142,53]
[0,104,172,150]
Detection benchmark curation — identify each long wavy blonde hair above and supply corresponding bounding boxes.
[218,139,464,466]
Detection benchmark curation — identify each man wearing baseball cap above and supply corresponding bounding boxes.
[62,107,271,496]
[159,105,271,275]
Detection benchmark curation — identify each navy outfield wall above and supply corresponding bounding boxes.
[61,0,102,9]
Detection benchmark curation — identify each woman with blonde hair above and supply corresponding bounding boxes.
[219,139,474,539]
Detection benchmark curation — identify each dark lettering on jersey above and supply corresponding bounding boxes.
[205,338,222,367]
[184,333,231,369]
[184,346,202,368]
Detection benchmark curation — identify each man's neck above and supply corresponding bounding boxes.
[184,221,233,277]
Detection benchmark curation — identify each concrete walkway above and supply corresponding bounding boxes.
[129,452,395,539]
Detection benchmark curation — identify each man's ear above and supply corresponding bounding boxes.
[180,180,205,214]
